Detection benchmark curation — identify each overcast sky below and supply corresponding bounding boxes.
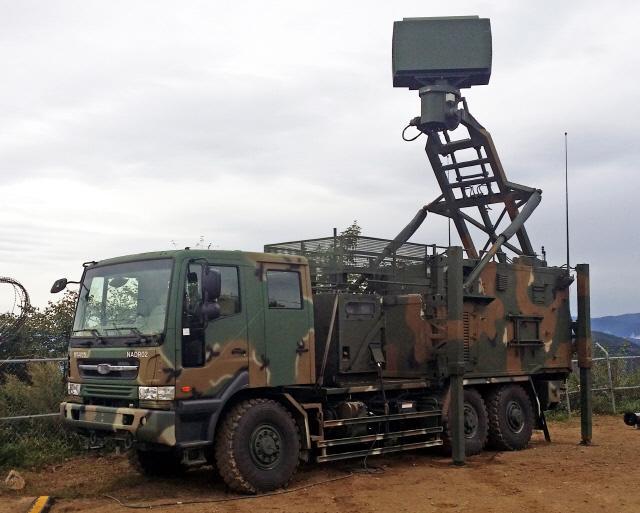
[0,0,638,317]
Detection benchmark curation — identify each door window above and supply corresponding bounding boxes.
[184,264,241,318]
[210,266,241,317]
[266,270,302,309]
[182,264,241,368]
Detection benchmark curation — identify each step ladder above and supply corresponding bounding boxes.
[316,409,443,463]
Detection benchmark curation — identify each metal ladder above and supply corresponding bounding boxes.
[424,108,538,260]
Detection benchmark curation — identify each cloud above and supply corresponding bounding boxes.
[0,0,638,316]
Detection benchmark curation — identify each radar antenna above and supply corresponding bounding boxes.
[390,16,542,287]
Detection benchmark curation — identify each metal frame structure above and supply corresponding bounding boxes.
[422,107,539,261]
[0,277,31,339]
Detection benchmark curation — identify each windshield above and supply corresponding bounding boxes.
[72,259,173,338]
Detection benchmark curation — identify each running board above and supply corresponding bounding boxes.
[317,426,443,448]
[316,439,443,463]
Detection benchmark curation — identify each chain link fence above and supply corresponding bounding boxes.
[0,357,82,469]
[562,342,640,414]
[0,358,66,420]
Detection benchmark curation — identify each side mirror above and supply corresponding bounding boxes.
[200,301,221,322]
[51,278,68,294]
[202,266,221,302]
[109,276,129,288]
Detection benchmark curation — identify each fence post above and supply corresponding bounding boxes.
[595,342,616,414]
[575,264,593,445]
[564,379,572,414]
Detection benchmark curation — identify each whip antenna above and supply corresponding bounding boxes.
[564,131,570,273]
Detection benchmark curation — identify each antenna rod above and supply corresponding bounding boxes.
[447,168,451,246]
[564,132,570,273]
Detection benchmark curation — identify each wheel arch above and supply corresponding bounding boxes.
[209,386,311,451]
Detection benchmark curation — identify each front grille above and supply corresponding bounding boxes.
[84,397,137,408]
[83,383,138,400]
[78,358,139,379]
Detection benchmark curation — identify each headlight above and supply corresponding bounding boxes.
[139,386,175,401]
[139,386,157,400]
[67,382,81,396]
[157,386,175,400]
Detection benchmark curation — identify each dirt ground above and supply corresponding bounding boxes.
[1,415,637,513]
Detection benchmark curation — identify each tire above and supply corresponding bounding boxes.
[442,388,489,456]
[486,384,534,451]
[215,398,300,493]
[129,448,186,477]
[205,446,221,479]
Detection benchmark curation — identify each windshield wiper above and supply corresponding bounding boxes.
[103,326,154,345]
[124,327,146,346]
[71,329,104,346]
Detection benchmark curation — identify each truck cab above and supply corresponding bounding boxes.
[60,249,315,452]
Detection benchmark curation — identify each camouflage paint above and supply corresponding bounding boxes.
[60,402,176,445]
[62,249,316,445]
[62,246,577,448]
[332,255,574,384]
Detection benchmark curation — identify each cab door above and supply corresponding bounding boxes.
[176,263,249,399]
[262,262,315,386]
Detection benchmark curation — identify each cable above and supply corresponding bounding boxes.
[358,416,383,473]
[358,362,390,472]
[402,124,422,142]
[352,458,386,475]
[103,473,353,510]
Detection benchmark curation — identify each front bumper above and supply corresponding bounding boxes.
[60,402,176,446]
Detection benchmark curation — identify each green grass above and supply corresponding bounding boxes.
[0,363,83,470]
[546,409,573,422]
[0,420,83,469]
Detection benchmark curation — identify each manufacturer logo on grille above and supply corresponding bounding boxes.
[97,364,111,375]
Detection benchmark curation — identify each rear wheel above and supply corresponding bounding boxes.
[129,448,186,477]
[215,398,300,493]
[487,384,534,451]
[443,388,489,456]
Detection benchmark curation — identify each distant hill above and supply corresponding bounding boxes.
[592,330,640,356]
[592,313,640,339]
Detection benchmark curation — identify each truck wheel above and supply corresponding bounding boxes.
[129,448,186,477]
[443,388,489,456]
[486,384,534,451]
[215,398,300,493]
[205,447,220,478]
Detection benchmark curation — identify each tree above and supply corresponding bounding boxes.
[0,291,77,358]
[337,220,362,266]
[309,220,363,288]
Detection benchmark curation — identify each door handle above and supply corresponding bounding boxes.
[231,348,247,356]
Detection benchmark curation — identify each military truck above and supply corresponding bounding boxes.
[54,16,593,493]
